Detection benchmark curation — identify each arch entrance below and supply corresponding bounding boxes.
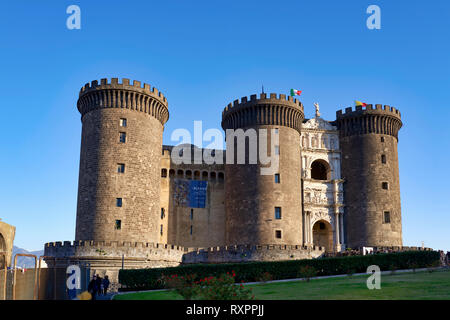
[312,220,333,251]
[310,159,331,180]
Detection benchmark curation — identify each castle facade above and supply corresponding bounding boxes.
[45,78,404,287]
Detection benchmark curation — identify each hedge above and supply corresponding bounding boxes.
[118,250,440,291]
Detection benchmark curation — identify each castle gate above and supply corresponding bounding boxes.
[312,220,333,252]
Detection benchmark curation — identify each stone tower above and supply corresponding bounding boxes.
[75,78,169,243]
[221,93,304,245]
[335,104,403,248]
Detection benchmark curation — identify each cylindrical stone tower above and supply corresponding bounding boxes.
[335,104,402,248]
[221,93,304,245]
[75,78,169,243]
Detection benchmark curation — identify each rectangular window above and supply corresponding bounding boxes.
[115,220,121,230]
[274,128,279,134]
[190,225,193,235]
[275,230,282,239]
[117,163,125,173]
[384,211,391,223]
[381,136,385,142]
[274,174,280,183]
[275,207,282,219]
[116,198,122,207]
[119,132,126,143]
[161,208,165,219]
[381,154,386,164]
[274,146,280,155]
[382,182,389,190]
[160,224,163,235]
[120,118,127,127]
[190,209,194,220]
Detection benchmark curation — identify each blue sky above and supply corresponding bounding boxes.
[0,1,449,251]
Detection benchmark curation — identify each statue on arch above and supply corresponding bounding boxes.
[314,102,321,117]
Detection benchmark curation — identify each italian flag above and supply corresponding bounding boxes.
[355,100,367,107]
[290,89,302,96]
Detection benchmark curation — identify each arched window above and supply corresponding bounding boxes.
[310,159,331,180]
[177,169,184,177]
[186,170,192,179]
[210,172,216,180]
[161,168,167,178]
[169,169,175,177]
[202,171,208,180]
[194,171,200,180]
[218,172,224,181]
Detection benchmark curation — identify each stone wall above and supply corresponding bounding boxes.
[0,221,16,268]
[182,244,325,264]
[44,241,325,291]
[336,105,403,248]
[222,94,305,246]
[160,146,226,247]
[75,78,168,243]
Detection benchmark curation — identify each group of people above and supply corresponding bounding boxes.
[88,274,110,299]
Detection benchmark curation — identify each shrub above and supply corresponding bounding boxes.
[119,250,440,291]
[162,273,197,300]
[389,264,397,275]
[347,268,356,278]
[257,272,273,283]
[298,265,317,282]
[407,261,420,273]
[195,271,254,300]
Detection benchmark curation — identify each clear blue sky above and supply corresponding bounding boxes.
[1,1,449,251]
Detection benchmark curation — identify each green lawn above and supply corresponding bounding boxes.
[113,269,450,300]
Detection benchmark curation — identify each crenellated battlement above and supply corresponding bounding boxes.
[182,244,325,264]
[336,104,401,120]
[186,244,325,253]
[79,78,167,104]
[44,241,325,264]
[221,93,305,133]
[77,78,169,125]
[335,104,403,139]
[45,240,186,251]
[222,93,303,113]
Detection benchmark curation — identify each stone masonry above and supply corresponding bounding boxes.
[45,77,405,290]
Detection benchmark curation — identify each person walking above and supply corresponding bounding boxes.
[102,275,110,295]
[95,274,102,296]
[88,275,99,300]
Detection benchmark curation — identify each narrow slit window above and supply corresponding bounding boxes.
[384,211,391,224]
[275,174,280,184]
[119,132,126,143]
[275,207,282,219]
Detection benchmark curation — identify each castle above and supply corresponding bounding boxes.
[44,78,405,287]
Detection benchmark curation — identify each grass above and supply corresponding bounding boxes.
[113,269,450,300]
